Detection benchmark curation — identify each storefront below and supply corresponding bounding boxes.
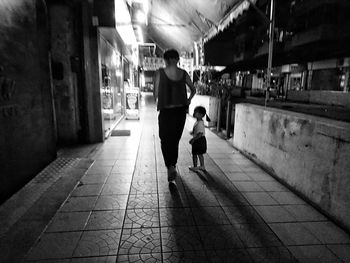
[99,34,125,138]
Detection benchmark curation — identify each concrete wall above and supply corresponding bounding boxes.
[0,0,56,203]
[233,103,350,231]
[49,4,81,144]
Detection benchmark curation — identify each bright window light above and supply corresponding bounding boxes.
[135,10,146,24]
[135,25,144,43]
[115,0,137,45]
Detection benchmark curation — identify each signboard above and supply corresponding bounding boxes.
[143,57,165,71]
[125,87,140,119]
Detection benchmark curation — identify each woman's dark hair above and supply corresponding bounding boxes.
[163,49,179,61]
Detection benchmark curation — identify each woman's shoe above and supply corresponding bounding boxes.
[189,166,199,172]
[198,166,206,171]
[167,165,177,182]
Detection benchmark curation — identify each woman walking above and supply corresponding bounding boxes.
[153,49,196,183]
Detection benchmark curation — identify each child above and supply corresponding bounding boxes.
[189,106,210,171]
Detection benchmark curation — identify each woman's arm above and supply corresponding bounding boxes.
[185,72,196,104]
[153,70,160,101]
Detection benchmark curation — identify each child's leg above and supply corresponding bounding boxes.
[189,155,199,171]
[198,154,205,169]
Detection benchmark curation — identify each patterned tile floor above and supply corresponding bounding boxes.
[2,93,350,263]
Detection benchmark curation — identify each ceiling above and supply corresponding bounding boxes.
[144,0,245,53]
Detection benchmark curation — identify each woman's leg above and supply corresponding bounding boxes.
[158,107,186,168]
[192,154,198,167]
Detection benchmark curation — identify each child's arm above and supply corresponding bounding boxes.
[189,132,204,144]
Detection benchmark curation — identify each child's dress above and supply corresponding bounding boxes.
[191,119,207,155]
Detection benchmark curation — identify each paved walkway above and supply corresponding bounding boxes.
[1,93,350,263]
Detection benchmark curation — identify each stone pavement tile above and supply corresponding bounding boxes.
[206,249,253,263]
[111,166,135,174]
[24,259,70,263]
[115,153,137,160]
[90,162,114,170]
[71,183,104,196]
[127,193,159,209]
[123,208,159,228]
[115,160,137,167]
[239,166,264,173]
[59,196,98,212]
[71,256,117,262]
[186,189,221,207]
[92,159,117,167]
[257,181,288,192]
[80,173,108,184]
[158,179,185,194]
[94,195,128,210]
[327,244,350,262]
[192,207,230,226]
[162,250,209,263]
[101,183,131,195]
[269,222,321,245]
[180,175,209,190]
[116,253,162,263]
[161,226,203,252]
[222,206,264,225]
[215,191,250,206]
[232,181,265,192]
[73,230,121,257]
[96,153,120,160]
[226,172,252,181]
[70,256,117,263]
[233,159,256,166]
[135,165,156,174]
[214,158,241,165]
[302,221,350,244]
[133,172,157,182]
[254,206,296,223]
[242,192,278,206]
[105,173,133,183]
[219,164,243,173]
[208,152,231,157]
[46,212,90,232]
[130,181,158,195]
[245,171,274,181]
[269,192,306,205]
[234,223,282,248]
[283,205,327,222]
[156,165,167,173]
[158,192,190,208]
[159,208,195,227]
[198,225,244,249]
[247,247,298,263]
[87,166,113,175]
[85,210,125,230]
[288,245,343,263]
[118,227,161,255]
[25,232,81,260]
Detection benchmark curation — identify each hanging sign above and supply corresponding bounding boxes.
[143,57,165,71]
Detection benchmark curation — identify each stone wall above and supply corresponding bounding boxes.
[233,103,350,231]
[0,0,56,203]
[49,3,81,144]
